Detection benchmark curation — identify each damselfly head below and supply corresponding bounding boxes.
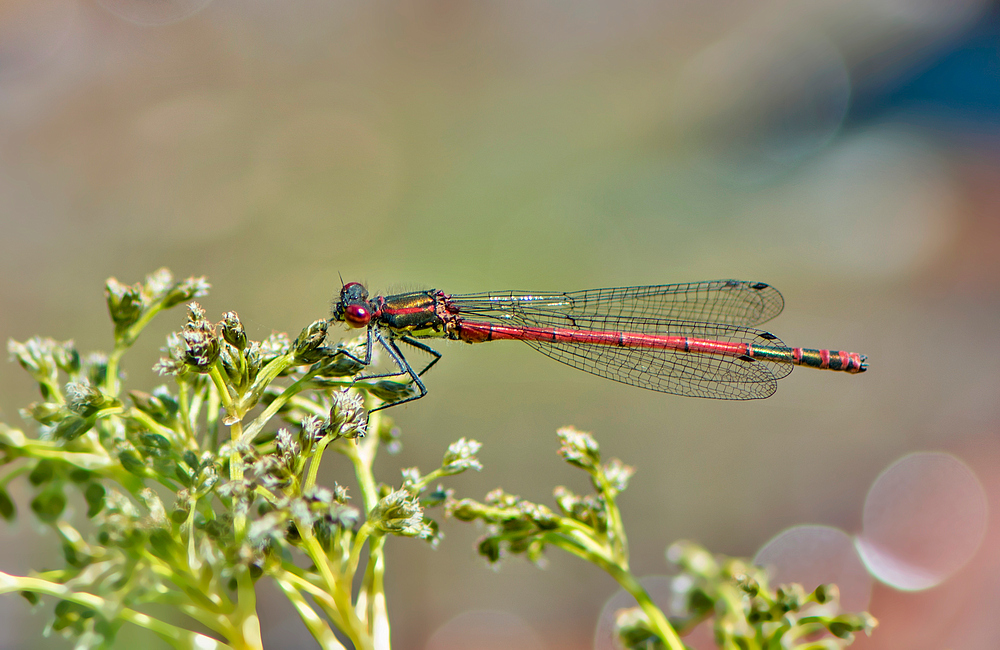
[334,282,373,328]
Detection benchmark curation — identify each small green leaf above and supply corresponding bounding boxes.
[30,487,66,523]
[53,414,94,441]
[148,529,177,561]
[84,483,106,518]
[137,431,171,452]
[28,460,57,486]
[118,451,148,477]
[0,487,15,521]
[170,506,189,525]
[477,537,501,563]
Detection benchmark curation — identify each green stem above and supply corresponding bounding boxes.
[209,365,237,421]
[0,465,30,488]
[274,577,346,650]
[537,531,684,650]
[0,571,231,649]
[104,345,127,397]
[208,365,243,486]
[146,559,232,616]
[297,524,370,649]
[287,395,329,417]
[550,520,616,559]
[106,303,166,397]
[240,354,296,414]
[364,535,389,648]
[275,566,348,630]
[176,380,195,441]
[341,409,382,513]
[603,562,685,650]
[597,473,629,565]
[240,365,327,443]
[235,569,263,650]
[206,377,221,449]
[303,436,335,493]
[346,522,374,579]
[128,408,185,444]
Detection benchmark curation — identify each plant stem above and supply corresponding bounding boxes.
[274,577,346,650]
[0,572,229,649]
[605,564,686,650]
[298,524,371,649]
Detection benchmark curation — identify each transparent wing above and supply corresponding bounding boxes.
[521,322,792,400]
[451,280,784,329]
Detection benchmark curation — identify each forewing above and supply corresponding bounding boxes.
[452,280,784,329]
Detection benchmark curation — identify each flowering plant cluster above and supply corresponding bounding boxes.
[0,270,874,649]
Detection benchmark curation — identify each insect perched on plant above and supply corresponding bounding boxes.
[331,280,866,412]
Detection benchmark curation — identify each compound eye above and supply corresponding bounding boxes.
[343,304,371,328]
[340,282,368,300]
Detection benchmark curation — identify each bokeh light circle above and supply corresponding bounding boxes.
[595,576,701,650]
[96,0,213,26]
[754,524,873,611]
[856,452,988,591]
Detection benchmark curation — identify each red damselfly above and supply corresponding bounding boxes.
[331,280,866,412]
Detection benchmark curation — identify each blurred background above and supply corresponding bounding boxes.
[2,0,1000,648]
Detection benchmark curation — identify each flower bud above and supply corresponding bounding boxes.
[105,278,144,331]
[8,338,60,397]
[181,303,220,372]
[119,450,149,477]
[447,498,484,522]
[813,583,837,604]
[22,401,65,425]
[602,458,635,493]
[441,438,483,475]
[293,320,329,364]
[220,311,247,350]
[556,426,600,473]
[161,274,210,309]
[66,382,112,418]
[369,490,431,538]
[259,332,291,364]
[329,390,367,439]
[421,485,451,508]
[53,340,81,374]
[614,607,656,649]
[826,613,878,639]
[84,352,109,386]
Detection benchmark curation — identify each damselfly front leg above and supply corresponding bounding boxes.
[345,326,442,412]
